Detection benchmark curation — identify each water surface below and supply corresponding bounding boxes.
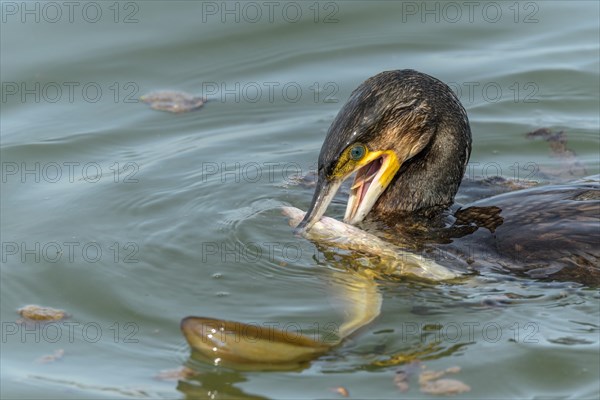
[1,1,599,399]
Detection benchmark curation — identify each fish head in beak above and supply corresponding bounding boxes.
[294,140,401,235]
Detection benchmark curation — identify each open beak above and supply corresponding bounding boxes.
[344,152,399,224]
[295,151,400,235]
[294,171,342,235]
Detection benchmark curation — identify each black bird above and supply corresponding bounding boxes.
[296,70,599,285]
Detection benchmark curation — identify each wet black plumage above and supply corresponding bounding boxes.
[447,176,600,285]
[305,69,600,285]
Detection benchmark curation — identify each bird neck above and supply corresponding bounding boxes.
[372,121,471,219]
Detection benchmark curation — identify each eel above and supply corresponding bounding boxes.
[180,207,460,370]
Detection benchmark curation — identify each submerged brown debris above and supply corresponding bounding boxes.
[526,128,587,178]
[154,366,200,381]
[394,362,470,395]
[36,349,65,364]
[140,90,206,113]
[419,366,470,395]
[331,386,350,397]
[18,305,67,322]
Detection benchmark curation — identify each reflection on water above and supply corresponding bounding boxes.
[177,369,269,400]
[176,274,598,399]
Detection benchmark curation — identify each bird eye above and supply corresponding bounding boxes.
[349,144,366,161]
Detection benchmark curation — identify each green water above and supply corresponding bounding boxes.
[1,1,599,399]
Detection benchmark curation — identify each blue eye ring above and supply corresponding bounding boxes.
[349,144,366,161]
